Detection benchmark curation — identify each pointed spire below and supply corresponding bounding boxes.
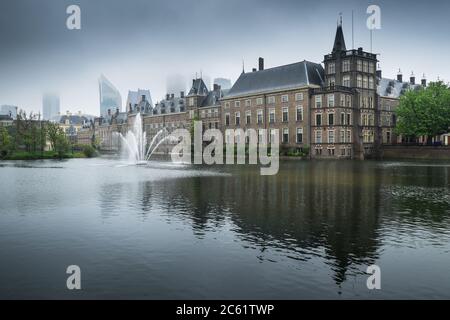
[332,14,346,53]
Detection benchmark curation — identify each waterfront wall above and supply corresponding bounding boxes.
[381,146,450,160]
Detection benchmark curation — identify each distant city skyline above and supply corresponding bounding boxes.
[1,0,449,115]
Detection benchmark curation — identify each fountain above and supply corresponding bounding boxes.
[118,112,171,165]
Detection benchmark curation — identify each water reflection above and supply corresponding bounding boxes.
[2,159,450,298]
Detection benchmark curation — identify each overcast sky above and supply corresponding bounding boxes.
[1,0,449,115]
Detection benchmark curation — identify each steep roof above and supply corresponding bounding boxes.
[225,60,324,98]
[188,79,209,96]
[378,78,422,98]
[332,24,347,53]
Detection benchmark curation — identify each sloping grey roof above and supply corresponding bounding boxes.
[59,115,89,125]
[225,60,324,98]
[188,79,209,96]
[200,88,226,108]
[378,78,422,98]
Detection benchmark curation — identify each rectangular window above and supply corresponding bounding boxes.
[347,113,351,125]
[270,129,277,144]
[267,96,275,104]
[363,76,368,88]
[234,101,240,108]
[342,60,350,72]
[328,77,335,87]
[282,128,289,143]
[281,95,289,103]
[296,128,303,143]
[295,93,304,101]
[342,75,351,87]
[369,77,374,89]
[340,129,345,143]
[224,102,230,108]
[363,61,368,73]
[357,60,362,71]
[328,113,334,126]
[316,113,322,126]
[296,106,303,121]
[257,110,263,124]
[315,130,322,143]
[189,98,194,107]
[246,111,251,124]
[256,98,263,105]
[245,99,251,107]
[282,107,289,122]
[315,95,322,108]
[328,62,335,74]
[346,130,352,143]
[328,94,335,108]
[341,112,345,125]
[357,75,362,88]
[328,130,335,143]
[346,95,352,108]
[235,112,240,125]
[269,109,275,123]
[225,113,230,126]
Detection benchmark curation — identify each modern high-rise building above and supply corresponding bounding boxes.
[98,74,122,117]
[42,93,60,120]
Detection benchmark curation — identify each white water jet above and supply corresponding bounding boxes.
[118,112,171,164]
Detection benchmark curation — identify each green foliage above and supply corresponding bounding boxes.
[54,134,70,158]
[82,144,97,158]
[395,81,450,139]
[0,126,12,158]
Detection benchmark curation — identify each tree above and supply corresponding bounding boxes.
[46,122,65,151]
[395,81,450,143]
[45,122,70,157]
[54,134,70,158]
[0,126,11,158]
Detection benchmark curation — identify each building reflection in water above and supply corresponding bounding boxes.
[97,161,450,288]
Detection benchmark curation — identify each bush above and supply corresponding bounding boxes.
[82,145,97,158]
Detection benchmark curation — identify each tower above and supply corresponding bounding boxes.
[311,16,379,159]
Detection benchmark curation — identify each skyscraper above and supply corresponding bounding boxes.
[98,74,122,116]
[42,93,60,120]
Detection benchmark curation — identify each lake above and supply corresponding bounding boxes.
[1,158,450,299]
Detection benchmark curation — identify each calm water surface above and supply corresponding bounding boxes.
[1,158,450,299]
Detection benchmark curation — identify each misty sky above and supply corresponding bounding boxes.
[1,0,449,116]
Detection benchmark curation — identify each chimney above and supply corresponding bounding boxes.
[410,72,415,85]
[258,57,264,71]
[252,68,257,72]
[213,84,220,91]
[376,69,382,79]
[108,109,111,116]
[421,74,427,87]
[166,94,170,100]
[180,91,185,98]
[142,94,146,101]
[397,69,403,82]
[171,93,174,99]
[116,108,119,115]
